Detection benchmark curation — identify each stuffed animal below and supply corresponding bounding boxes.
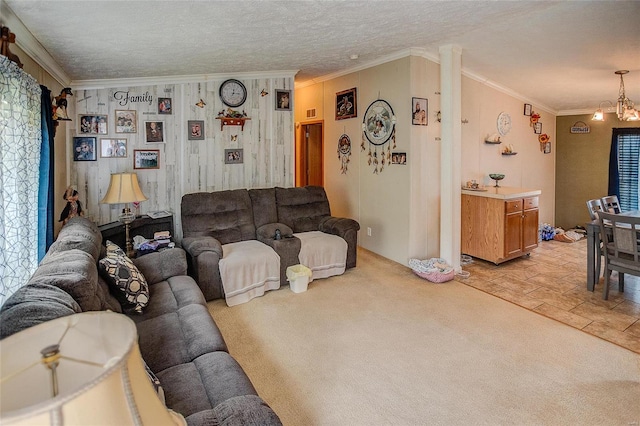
[59,187,84,225]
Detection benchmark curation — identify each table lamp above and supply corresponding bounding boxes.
[100,172,148,257]
[0,311,185,425]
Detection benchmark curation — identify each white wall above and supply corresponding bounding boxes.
[71,76,294,238]
[296,54,556,266]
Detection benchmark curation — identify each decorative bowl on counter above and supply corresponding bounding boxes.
[489,173,505,187]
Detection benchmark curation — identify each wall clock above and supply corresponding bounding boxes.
[219,79,247,108]
[497,112,512,136]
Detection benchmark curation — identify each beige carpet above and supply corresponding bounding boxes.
[208,249,640,425]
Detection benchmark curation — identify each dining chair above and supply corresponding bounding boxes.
[598,211,640,300]
[586,199,606,279]
[601,195,621,214]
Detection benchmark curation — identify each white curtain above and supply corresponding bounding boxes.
[0,56,42,305]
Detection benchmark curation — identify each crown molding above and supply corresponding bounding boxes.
[1,1,71,86]
[72,70,299,90]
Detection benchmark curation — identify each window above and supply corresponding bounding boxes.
[615,129,640,212]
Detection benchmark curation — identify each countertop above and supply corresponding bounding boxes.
[461,186,541,200]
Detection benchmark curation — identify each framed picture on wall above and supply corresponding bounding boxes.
[188,120,205,140]
[411,97,428,126]
[391,152,407,165]
[158,98,172,114]
[224,149,243,164]
[523,103,532,116]
[543,142,551,154]
[100,138,127,158]
[115,110,137,133]
[533,121,542,134]
[134,149,159,169]
[144,121,165,143]
[335,88,357,120]
[79,115,108,134]
[73,137,97,161]
[275,89,291,111]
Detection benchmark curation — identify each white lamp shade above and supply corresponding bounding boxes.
[100,173,148,205]
[0,312,183,425]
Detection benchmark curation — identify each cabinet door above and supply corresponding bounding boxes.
[522,208,539,251]
[505,211,523,257]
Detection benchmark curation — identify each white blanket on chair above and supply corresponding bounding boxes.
[219,240,280,307]
[295,231,347,282]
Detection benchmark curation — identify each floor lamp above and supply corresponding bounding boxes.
[0,312,185,425]
[100,172,148,257]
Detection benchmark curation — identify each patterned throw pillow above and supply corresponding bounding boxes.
[99,241,149,313]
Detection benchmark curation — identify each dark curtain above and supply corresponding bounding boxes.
[38,85,55,260]
[607,128,621,198]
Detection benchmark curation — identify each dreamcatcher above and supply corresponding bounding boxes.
[337,134,351,174]
[361,99,396,174]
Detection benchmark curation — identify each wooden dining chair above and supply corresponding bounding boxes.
[598,211,640,300]
[601,195,621,214]
[586,199,605,220]
[586,199,605,279]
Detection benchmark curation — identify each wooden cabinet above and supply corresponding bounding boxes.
[461,191,540,264]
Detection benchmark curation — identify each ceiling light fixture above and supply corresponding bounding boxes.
[615,70,639,121]
[591,100,614,121]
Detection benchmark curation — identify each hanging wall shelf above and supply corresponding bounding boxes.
[216,117,250,131]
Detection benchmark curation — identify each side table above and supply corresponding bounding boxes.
[98,214,174,251]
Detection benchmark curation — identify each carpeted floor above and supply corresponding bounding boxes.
[208,248,640,425]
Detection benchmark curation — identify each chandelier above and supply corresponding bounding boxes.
[592,70,639,122]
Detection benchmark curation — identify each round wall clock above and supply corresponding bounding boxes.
[362,99,396,146]
[219,79,247,108]
[497,112,512,136]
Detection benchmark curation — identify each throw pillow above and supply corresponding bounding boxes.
[99,241,149,313]
[143,358,166,405]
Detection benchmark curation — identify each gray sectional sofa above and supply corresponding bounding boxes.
[181,186,360,301]
[0,217,281,426]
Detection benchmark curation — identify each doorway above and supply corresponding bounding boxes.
[296,121,324,187]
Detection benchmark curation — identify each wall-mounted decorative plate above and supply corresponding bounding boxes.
[497,112,512,136]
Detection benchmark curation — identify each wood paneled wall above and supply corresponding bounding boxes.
[71,77,294,238]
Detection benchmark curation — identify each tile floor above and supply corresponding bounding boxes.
[458,237,640,354]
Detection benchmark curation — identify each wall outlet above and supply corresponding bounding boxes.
[367,227,372,237]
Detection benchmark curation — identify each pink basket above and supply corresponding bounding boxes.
[412,269,455,283]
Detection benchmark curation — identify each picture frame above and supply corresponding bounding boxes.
[73,137,97,161]
[391,152,407,165]
[523,103,532,116]
[79,114,108,135]
[275,89,291,111]
[144,121,165,143]
[335,88,357,120]
[224,148,243,164]
[115,110,137,133]
[188,120,205,140]
[158,97,172,114]
[543,142,551,154]
[411,97,428,126]
[100,138,127,158]
[533,121,542,134]
[134,149,159,169]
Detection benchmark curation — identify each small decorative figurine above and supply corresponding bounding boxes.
[53,88,73,121]
[59,187,84,225]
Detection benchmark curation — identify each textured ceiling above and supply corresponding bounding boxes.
[4,0,640,114]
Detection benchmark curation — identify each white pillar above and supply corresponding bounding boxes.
[439,45,462,270]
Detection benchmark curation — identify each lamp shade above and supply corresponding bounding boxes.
[100,173,148,205]
[0,312,184,425]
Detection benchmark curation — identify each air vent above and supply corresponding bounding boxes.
[306,108,316,118]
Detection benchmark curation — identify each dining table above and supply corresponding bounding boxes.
[585,209,640,291]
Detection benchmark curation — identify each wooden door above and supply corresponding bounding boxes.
[296,122,323,187]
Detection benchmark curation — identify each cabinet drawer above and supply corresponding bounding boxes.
[505,199,522,214]
[524,196,539,210]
